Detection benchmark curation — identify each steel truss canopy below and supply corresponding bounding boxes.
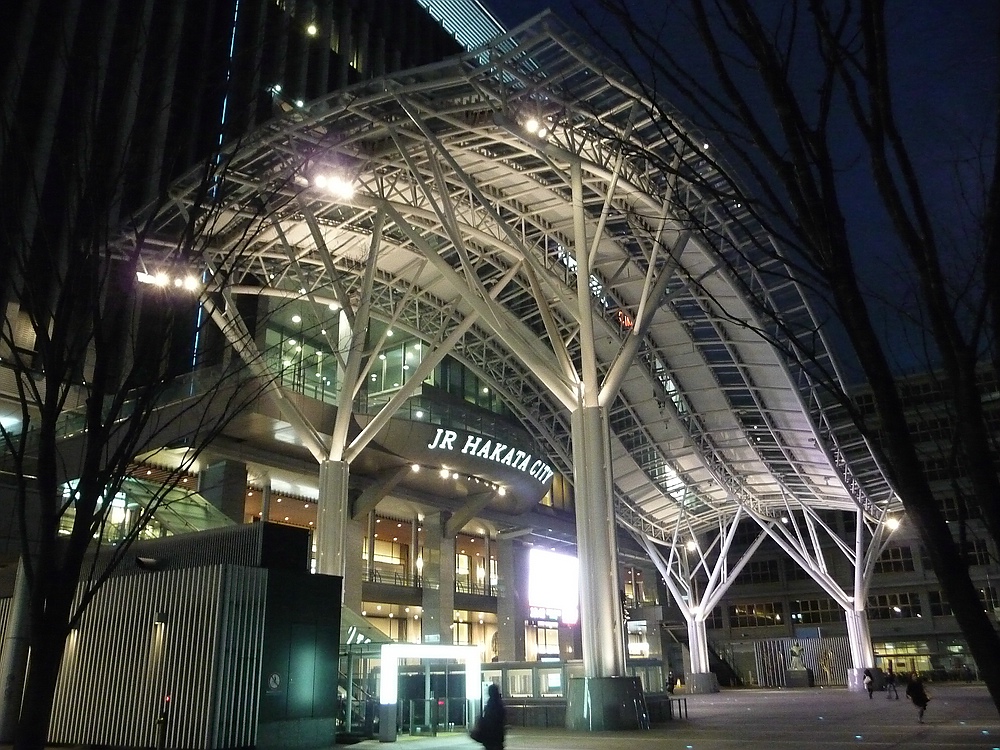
[141,12,899,539]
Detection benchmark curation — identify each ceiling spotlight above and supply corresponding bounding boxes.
[313,174,354,199]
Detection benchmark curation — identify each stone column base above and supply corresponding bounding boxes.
[685,672,720,694]
[566,676,649,731]
[378,704,398,742]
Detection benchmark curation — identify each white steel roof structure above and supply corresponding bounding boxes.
[141,13,900,544]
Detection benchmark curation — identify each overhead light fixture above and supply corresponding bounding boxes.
[313,173,355,199]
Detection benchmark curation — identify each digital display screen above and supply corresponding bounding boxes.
[528,548,579,625]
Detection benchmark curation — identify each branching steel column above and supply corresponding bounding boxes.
[846,507,879,671]
[638,514,766,679]
[569,158,626,678]
[638,534,710,673]
[202,297,327,462]
[329,210,384,461]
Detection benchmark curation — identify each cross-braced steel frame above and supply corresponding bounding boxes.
[139,13,902,685]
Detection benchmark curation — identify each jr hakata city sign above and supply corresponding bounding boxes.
[427,428,555,486]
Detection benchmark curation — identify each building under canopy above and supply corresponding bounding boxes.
[137,11,901,720]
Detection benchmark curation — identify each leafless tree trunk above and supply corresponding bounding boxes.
[0,31,291,750]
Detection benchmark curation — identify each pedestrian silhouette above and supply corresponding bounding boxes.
[863,668,874,699]
[905,672,930,723]
[885,664,899,699]
[471,683,506,750]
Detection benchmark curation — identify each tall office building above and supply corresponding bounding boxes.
[0,0,485,318]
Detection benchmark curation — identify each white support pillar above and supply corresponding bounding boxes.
[316,459,350,578]
[571,405,625,678]
[687,616,711,675]
[846,507,877,689]
[846,609,874,669]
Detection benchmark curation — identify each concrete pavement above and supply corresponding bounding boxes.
[364,684,1000,750]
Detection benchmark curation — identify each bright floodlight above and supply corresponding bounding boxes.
[524,117,540,134]
[182,275,199,291]
[306,22,318,35]
[885,517,900,530]
[685,540,698,552]
[314,173,354,199]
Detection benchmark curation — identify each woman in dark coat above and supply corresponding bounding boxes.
[473,683,506,750]
[905,672,930,723]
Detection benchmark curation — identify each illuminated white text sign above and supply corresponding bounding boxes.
[427,428,555,485]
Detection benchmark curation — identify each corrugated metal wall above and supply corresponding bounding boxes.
[47,565,267,749]
[752,636,852,687]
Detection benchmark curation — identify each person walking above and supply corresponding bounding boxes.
[905,672,930,723]
[471,683,506,750]
[863,668,874,699]
[885,664,899,699]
